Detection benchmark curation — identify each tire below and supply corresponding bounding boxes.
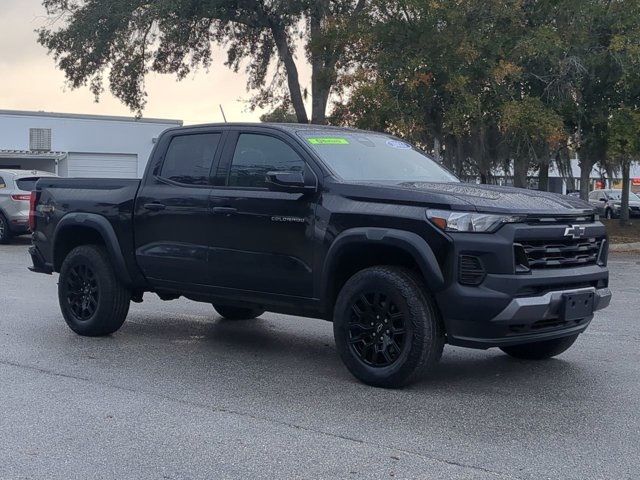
[213,305,265,320]
[0,214,13,244]
[58,245,131,336]
[499,333,579,360]
[333,266,444,388]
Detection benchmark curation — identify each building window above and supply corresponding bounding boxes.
[29,128,52,151]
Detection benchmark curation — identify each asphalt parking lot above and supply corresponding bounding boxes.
[0,237,638,480]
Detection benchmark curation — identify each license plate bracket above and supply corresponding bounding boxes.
[562,291,595,321]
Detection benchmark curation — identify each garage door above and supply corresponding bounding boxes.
[66,153,138,178]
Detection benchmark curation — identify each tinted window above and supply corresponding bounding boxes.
[16,177,41,191]
[298,131,458,183]
[0,176,5,188]
[228,134,305,188]
[160,133,221,185]
[608,190,640,201]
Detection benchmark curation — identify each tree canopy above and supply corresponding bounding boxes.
[39,0,640,203]
[332,0,640,198]
[39,0,371,124]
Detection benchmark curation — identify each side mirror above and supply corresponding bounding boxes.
[265,171,316,193]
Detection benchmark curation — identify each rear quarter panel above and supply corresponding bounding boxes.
[34,178,142,281]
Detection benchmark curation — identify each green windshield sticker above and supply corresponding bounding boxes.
[307,137,350,145]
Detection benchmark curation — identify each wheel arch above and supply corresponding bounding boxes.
[53,213,132,286]
[321,228,445,316]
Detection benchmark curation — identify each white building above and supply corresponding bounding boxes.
[0,110,182,178]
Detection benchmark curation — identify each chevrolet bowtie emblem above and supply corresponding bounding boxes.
[564,225,586,239]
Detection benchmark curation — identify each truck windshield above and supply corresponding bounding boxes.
[298,131,458,183]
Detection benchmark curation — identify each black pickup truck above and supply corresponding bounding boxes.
[29,123,612,387]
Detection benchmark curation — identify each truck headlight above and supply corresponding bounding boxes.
[427,209,524,233]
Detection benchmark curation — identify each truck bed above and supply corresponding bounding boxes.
[33,177,142,281]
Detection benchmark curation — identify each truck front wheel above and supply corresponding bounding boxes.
[58,245,131,336]
[499,334,579,360]
[333,266,444,388]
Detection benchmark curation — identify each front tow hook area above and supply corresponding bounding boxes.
[492,287,612,324]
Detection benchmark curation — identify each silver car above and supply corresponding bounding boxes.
[0,169,57,244]
[588,188,640,219]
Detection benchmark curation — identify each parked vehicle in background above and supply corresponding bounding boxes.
[29,124,611,388]
[588,189,640,219]
[0,169,57,244]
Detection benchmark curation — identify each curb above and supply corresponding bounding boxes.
[610,242,640,253]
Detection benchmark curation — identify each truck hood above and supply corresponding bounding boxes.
[337,181,594,216]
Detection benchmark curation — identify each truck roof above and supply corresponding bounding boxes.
[174,122,373,135]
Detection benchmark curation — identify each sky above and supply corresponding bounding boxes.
[0,0,309,125]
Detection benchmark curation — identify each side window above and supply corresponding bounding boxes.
[160,133,221,185]
[0,176,5,189]
[589,191,598,201]
[228,134,305,188]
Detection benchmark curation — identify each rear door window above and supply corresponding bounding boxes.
[160,133,222,185]
[15,177,40,191]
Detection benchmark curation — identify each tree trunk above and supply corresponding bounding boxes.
[270,23,308,124]
[455,136,465,178]
[309,4,334,125]
[620,160,631,226]
[538,159,550,191]
[579,156,593,201]
[311,74,331,124]
[513,156,528,188]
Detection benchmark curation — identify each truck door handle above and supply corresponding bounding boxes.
[211,206,237,215]
[143,202,166,211]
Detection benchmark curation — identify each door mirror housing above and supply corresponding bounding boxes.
[265,171,316,193]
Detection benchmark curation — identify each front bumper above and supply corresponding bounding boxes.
[434,220,610,349]
[447,286,611,348]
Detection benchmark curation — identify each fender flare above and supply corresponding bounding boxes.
[53,213,133,285]
[321,227,446,302]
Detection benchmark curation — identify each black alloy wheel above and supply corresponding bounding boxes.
[65,263,100,321]
[348,292,407,367]
[333,266,444,388]
[58,245,130,336]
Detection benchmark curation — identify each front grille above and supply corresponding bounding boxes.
[516,237,604,269]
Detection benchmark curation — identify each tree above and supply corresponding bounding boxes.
[608,107,640,225]
[332,0,563,185]
[500,97,565,188]
[38,0,371,124]
[259,103,298,123]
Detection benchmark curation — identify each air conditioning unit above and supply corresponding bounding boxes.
[29,128,52,151]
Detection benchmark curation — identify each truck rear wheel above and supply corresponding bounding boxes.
[58,245,131,336]
[213,305,265,320]
[333,266,444,388]
[499,334,579,360]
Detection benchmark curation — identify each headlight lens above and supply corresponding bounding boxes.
[427,209,524,233]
